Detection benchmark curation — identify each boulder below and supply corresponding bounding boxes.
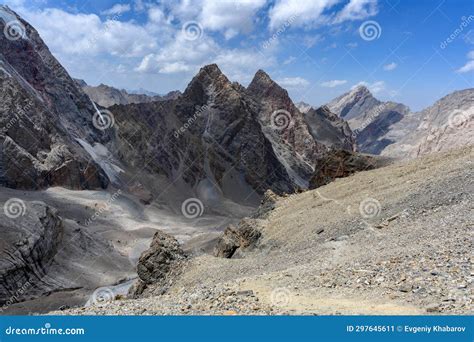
[214,219,262,258]
[136,230,187,285]
[309,149,383,189]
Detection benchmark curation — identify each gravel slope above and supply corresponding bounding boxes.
[54,146,473,315]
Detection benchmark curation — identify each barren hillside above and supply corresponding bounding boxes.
[57,146,473,315]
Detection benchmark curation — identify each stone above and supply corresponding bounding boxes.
[214,219,262,258]
[136,230,186,284]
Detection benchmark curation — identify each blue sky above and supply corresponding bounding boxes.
[3,0,474,110]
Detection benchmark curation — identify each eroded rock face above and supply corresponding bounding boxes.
[247,70,327,187]
[0,6,110,190]
[214,219,263,258]
[303,105,356,152]
[0,201,63,306]
[111,64,298,196]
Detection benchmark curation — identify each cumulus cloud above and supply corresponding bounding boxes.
[199,0,266,38]
[276,77,310,88]
[383,62,397,71]
[20,8,159,58]
[269,0,379,30]
[334,0,378,23]
[457,51,474,73]
[321,79,347,87]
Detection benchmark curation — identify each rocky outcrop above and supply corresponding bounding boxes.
[129,230,187,297]
[79,81,180,108]
[214,219,263,258]
[0,201,63,306]
[252,190,279,219]
[309,149,383,189]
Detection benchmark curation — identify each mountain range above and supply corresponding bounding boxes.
[0,5,472,314]
[76,80,181,108]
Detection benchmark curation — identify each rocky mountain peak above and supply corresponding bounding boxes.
[183,64,232,100]
[247,69,288,100]
[351,84,371,97]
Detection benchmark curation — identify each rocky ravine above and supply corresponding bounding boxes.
[0,7,367,314]
[56,146,473,315]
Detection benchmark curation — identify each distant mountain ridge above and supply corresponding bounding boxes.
[324,85,473,157]
[76,80,181,108]
[325,85,410,154]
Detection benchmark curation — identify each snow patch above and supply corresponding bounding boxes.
[76,138,124,183]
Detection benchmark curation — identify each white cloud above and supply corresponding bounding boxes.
[132,1,266,39]
[302,34,324,48]
[334,0,378,23]
[276,77,310,88]
[352,80,385,94]
[457,60,474,73]
[135,32,219,74]
[283,56,297,65]
[456,50,474,73]
[269,0,338,30]
[148,6,166,23]
[101,4,131,16]
[321,79,347,87]
[269,0,379,30]
[135,32,275,84]
[383,62,397,71]
[20,8,160,58]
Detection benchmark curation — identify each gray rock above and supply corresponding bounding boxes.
[214,219,263,258]
[136,230,187,285]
